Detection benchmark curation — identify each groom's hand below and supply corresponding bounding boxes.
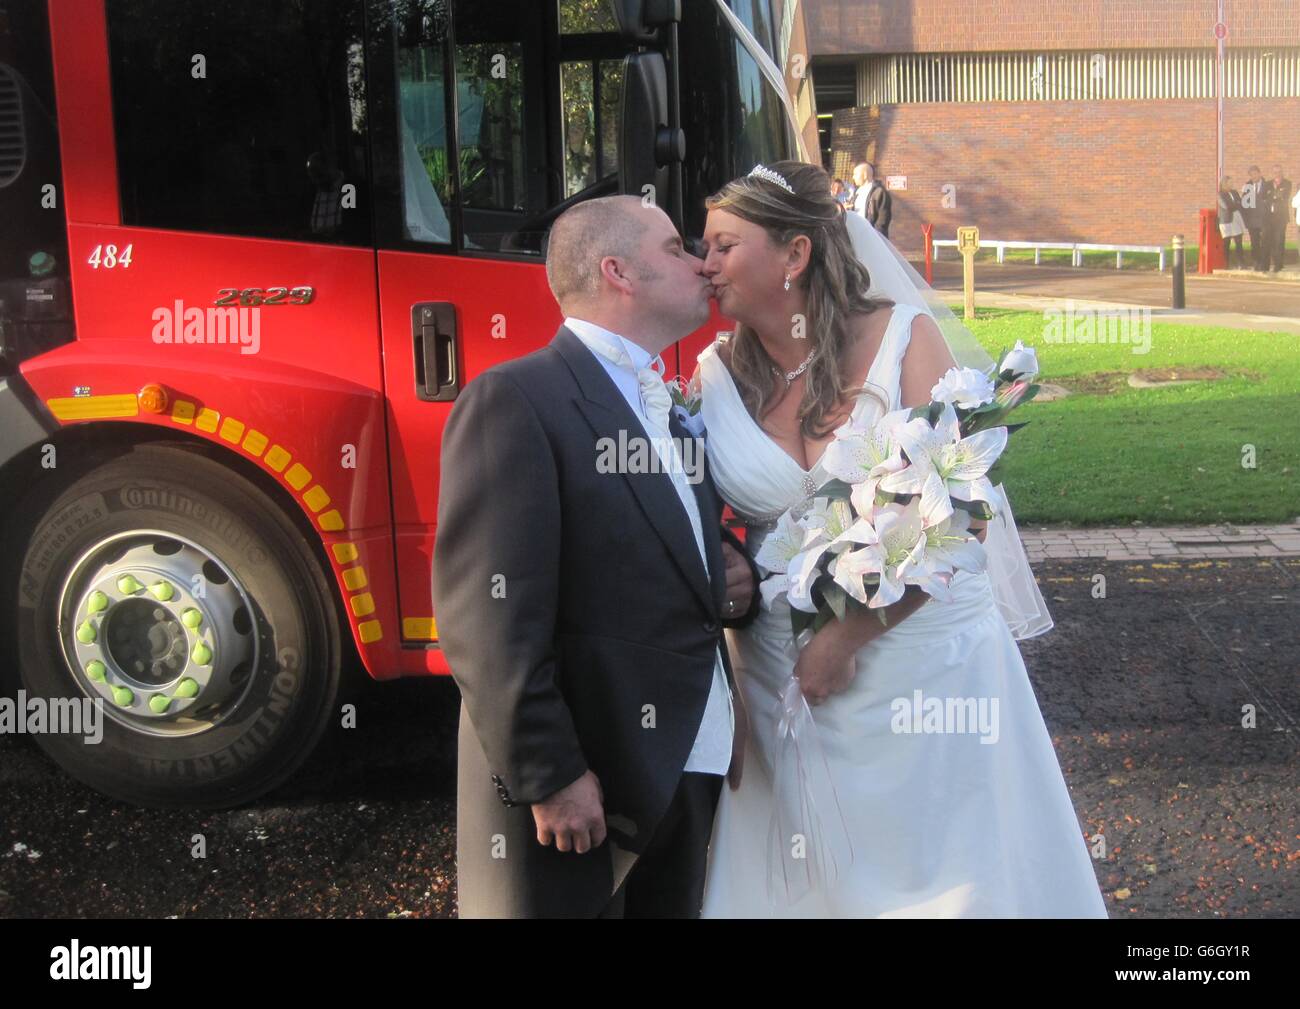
[721,541,754,618]
[532,770,606,853]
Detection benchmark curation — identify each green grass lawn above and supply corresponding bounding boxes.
[945,240,1299,272]
[954,307,1300,526]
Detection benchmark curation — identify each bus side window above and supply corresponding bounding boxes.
[560,59,623,200]
[105,0,371,246]
[450,0,543,253]
[376,0,626,258]
[393,6,453,244]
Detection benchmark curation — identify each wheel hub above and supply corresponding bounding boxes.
[59,532,259,734]
[103,598,189,685]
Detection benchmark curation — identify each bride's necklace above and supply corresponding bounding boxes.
[770,348,817,385]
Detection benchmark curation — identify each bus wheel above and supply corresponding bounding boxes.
[13,443,342,808]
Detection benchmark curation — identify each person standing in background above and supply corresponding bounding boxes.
[1217,177,1246,269]
[1240,166,1272,272]
[852,162,892,238]
[1263,165,1293,273]
[830,177,850,211]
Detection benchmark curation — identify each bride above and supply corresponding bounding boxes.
[693,161,1107,918]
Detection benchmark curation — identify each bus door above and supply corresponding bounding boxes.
[367,0,634,648]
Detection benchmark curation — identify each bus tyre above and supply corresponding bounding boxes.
[12,444,342,808]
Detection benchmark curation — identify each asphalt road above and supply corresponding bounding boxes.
[925,261,1300,319]
[1,556,1296,918]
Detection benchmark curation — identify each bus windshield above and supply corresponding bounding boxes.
[679,0,817,237]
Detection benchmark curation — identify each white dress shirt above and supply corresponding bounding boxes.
[852,181,872,218]
[564,316,735,776]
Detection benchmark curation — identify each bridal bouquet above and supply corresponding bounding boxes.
[754,341,1041,641]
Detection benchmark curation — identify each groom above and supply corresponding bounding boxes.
[433,195,760,918]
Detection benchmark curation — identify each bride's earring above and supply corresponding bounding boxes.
[783,273,791,291]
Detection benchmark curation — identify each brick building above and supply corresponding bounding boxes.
[809,0,1300,254]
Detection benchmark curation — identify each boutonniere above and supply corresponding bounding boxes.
[667,373,706,438]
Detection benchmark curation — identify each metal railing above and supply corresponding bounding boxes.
[931,238,1166,271]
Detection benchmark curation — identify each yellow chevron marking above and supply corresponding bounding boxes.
[242,429,268,457]
[264,445,291,473]
[285,463,311,491]
[403,617,438,640]
[47,395,139,421]
[219,417,245,444]
[303,485,330,513]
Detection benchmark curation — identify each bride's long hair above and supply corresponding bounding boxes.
[705,160,893,439]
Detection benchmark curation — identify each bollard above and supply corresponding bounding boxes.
[1172,235,1185,309]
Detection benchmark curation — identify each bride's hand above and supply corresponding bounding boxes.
[793,621,857,706]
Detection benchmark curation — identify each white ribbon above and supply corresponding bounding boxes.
[765,630,855,907]
[709,0,811,163]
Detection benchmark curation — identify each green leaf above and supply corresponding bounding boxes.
[823,582,848,622]
[816,478,854,501]
[954,498,995,520]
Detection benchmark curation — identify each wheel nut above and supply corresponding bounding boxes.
[76,621,96,643]
[148,581,175,601]
[174,678,199,699]
[148,694,171,713]
[111,685,134,707]
[191,641,212,666]
[117,574,143,594]
[87,591,109,613]
[181,608,203,629]
[86,660,106,682]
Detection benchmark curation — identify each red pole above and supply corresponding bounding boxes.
[923,223,934,285]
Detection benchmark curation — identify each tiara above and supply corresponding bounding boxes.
[748,164,795,195]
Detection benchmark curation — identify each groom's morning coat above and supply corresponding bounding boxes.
[433,324,757,918]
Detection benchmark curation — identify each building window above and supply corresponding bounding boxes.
[106,0,371,245]
[854,48,1300,105]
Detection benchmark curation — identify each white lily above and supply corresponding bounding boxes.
[821,407,910,488]
[829,524,884,605]
[758,570,791,611]
[880,403,1006,526]
[785,497,863,613]
[909,509,988,602]
[867,500,928,608]
[752,509,805,575]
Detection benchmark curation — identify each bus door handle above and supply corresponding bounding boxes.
[412,302,460,402]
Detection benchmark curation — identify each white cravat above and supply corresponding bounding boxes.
[565,317,735,776]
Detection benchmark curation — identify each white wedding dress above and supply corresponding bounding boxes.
[697,304,1108,918]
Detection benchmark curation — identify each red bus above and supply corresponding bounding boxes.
[0,0,817,807]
